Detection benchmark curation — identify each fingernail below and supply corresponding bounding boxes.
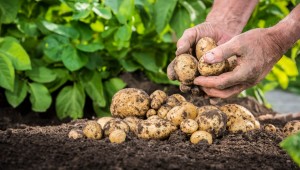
[204,52,215,62]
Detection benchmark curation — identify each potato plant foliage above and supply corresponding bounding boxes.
[0,0,299,120]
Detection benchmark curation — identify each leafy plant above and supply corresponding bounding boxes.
[280,132,300,167]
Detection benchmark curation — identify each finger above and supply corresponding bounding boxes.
[194,66,249,89]
[202,84,247,98]
[176,28,197,56]
[203,39,238,63]
[167,60,177,80]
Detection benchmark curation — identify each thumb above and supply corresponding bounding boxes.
[203,41,236,64]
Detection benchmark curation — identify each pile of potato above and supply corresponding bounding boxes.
[67,88,300,144]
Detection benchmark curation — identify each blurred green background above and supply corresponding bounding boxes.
[0,0,299,119]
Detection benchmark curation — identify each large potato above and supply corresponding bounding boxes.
[190,130,213,144]
[198,57,228,76]
[195,109,227,137]
[228,118,255,133]
[282,120,300,137]
[173,54,199,85]
[197,105,219,115]
[181,102,198,119]
[123,116,141,133]
[166,105,196,126]
[110,88,150,118]
[136,118,177,139]
[103,118,130,136]
[150,90,168,109]
[195,37,217,60]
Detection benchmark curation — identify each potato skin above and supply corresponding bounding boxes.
[190,130,213,144]
[103,118,130,136]
[157,105,172,118]
[83,121,103,140]
[181,102,198,119]
[166,105,196,127]
[150,90,168,110]
[197,105,219,115]
[166,94,186,107]
[180,119,198,134]
[109,130,126,143]
[97,117,114,129]
[264,124,276,133]
[198,57,228,76]
[68,129,84,139]
[228,119,255,133]
[195,37,217,60]
[146,109,157,118]
[173,54,199,85]
[282,120,300,137]
[110,88,150,118]
[123,116,141,133]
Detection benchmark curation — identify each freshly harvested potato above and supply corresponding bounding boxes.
[195,37,217,60]
[190,130,213,144]
[166,94,186,107]
[123,116,141,133]
[150,90,168,109]
[109,130,126,143]
[97,117,114,129]
[68,129,84,139]
[226,55,238,71]
[146,109,157,118]
[157,105,172,118]
[254,120,261,129]
[180,119,198,134]
[83,121,103,140]
[282,120,300,137]
[219,104,256,127]
[110,88,150,118]
[228,119,255,133]
[195,109,227,137]
[197,105,219,115]
[166,105,196,126]
[181,102,198,119]
[136,118,177,139]
[173,54,199,85]
[264,124,276,133]
[103,118,130,136]
[198,57,228,76]
[179,84,192,93]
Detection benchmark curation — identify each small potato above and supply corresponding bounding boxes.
[195,37,217,60]
[181,102,198,119]
[228,119,255,133]
[97,117,114,129]
[157,105,172,118]
[109,130,126,143]
[180,84,192,93]
[173,54,199,85]
[123,116,141,133]
[103,118,130,136]
[198,57,228,76]
[219,104,256,127]
[110,88,150,118]
[195,109,227,137]
[254,120,261,129]
[146,109,157,118]
[180,119,198,134]
[166,105,195,126]
[264,124,276,133]
[197,105,219,115]
[190,130,213,144]
[226,55,238,72]
[83,121,102,140]
[166,94,186,107]
[150,90,168,109]
[68,129,84,139]
[136,118,177,139]
[282,120,300,137]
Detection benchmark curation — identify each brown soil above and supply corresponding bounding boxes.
[0,72,299,170]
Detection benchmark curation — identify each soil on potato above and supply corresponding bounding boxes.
[0,72,299,170]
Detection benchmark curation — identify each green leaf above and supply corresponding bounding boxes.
[119,59,141,72]
[104,0,121,14]
[272,66,289,89]
[93,6,112,20]
[114,25,132,42]
[28,83,52,112]
[0,0,21,24]
[0,53,15,91]
[280,132,300,167]
[44,68,70,93]
[76,42,104,52]
[40,20,79,38]
[26,66,57,83]
[72,2,92,19]
[170,6,191,38]
[0,37,31,71]
[80,71,106,107]
[43,34,69,61]
[62,44,88,71]
[132,52,159,73]
[276,55,298,77]
[154,0,178,33]
[56,83,86,119]
[116,0,134,23]
[104,78,127,99]
[146,70,179,85]
[5,78,27,108]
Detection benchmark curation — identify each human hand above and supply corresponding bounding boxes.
[194,28,284,98]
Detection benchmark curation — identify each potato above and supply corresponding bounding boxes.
[180,119,198,134]
[110,88,150,118]
[282,120,300,137]
[197,105,219,115]
[103,118,130,136]
[147,115,162,121]
[166,105,196,126]
[181,102,198,119]
[254,120,261,129]
[264,124,276,133]
[195,37,217,60]
[173,54,199,85]
[166,94,186,107]
[228,119,255,133]
[83,121,103,140]
[136,118,177,139]
[219,104,256,127]
[157,105,172,118]
[180,84,192,93]
[190,130,213,144]
[226,55,238,71]
[198,57,228,76]
[146,109,157,118]
[150,90,168,109]
[97,117,114,129]
[109,130,126,143]
[68,129,84,139]
[195,109,227,137]
[123,116,141,133]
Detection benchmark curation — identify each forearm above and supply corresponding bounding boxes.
[206,0,259,36]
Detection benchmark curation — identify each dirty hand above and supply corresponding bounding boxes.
[194,28,285,98]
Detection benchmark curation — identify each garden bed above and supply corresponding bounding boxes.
[0,72,299,169]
